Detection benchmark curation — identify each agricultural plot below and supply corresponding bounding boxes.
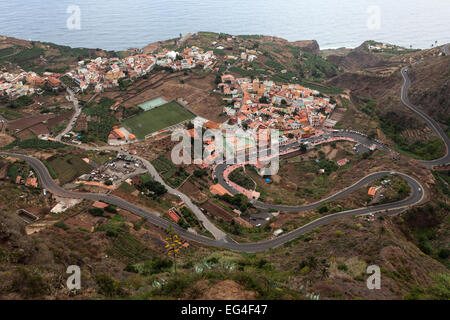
[151,155,189,188]
[123,101,195,139]
[47,155,93,184]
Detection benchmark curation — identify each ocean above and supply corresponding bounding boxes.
[0,0,449,51]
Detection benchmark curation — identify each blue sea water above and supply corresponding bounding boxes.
[0,0,449,51]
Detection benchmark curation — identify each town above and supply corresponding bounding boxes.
[0,45,216,97]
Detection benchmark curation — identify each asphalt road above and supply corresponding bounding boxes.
[1,152,424,253]
[1,43,446,252]
[400,64,450,167]
[55,88,81,141]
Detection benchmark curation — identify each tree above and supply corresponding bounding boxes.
[143,179,167,196]
[194,169,207,178]
[105,204,117,213]
[259,96,269,104]
[214,74,222,85]
[88,208,104,217]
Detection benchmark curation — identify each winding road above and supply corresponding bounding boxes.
[400,54,450,167]
[0,152,425,252]
[1,44,448,252]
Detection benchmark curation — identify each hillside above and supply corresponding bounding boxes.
[408,56,450,124]
[0,34,449,301]
[327,44,449,160]
[0,35,114,74]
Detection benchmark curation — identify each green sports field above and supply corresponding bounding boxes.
[122,101,195,139]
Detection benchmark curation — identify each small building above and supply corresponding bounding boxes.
[273,229,284,236]
[337,158,349,167]
[92,201,109,209]
[368,186,382,198]
[167,209,180,223]
[47,77,61,88]
[25,177,38,188]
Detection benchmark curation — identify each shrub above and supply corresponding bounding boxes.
[95,274,125,297]
[337,264,348,271]
[11,268,50,298]
[88,208,104,217]
[54,221,69,230]
[438,249,450,259]
[194,169,207,178]
[10,95,34,109]
[334,230,344,237]
[300,266,311,275]
[104,205,117,214]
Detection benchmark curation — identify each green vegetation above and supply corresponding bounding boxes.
[229,66,268,78]
[139,178,168,197]
[2,138,67,150]
[119,181,137,193]
[379,111,445,160]
[9,95,34,109]
[125,257,173,275]
[123,101,195,139]
[96,214,157,264]
[0,46,44,69]
[299,80,343,95]
[54,221,69,230]
[105,204,118,214]
[88,207,104,217]
[300,52,338,80]
[7,163,20,181]
[0,107,23,120]
[95,274,126,298]
[432,171,450,196]
[151,155,189,188]
[229,167,255,190]
[405,273,450,300]
[401,203,449,267]
[358,97,377,116]
[219,193,252,213]
[6,162,30,181]
[193,169,208,178]
[379,175,411,204]
[47,154,92,184]
[178,206,201,230]
[81,97,119,142]
[10,267,50,298]
[42,160,57,179]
